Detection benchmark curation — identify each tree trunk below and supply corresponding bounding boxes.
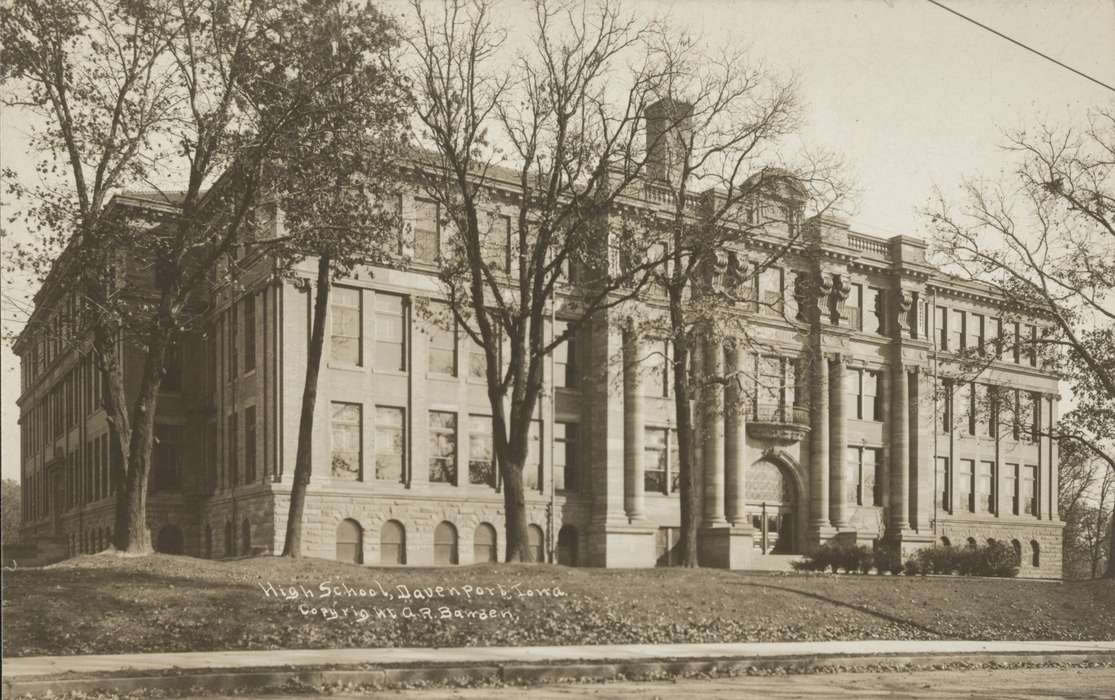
[111,323,170,554]
[500,453,531,562]
[670,290,700,567]
[283,255,331,558]
[1105,509,1115,579]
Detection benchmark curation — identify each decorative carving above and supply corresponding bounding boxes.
[747,421,811,444]
[830,275,851,325]
[815,271,834,319]
[724,251,745,292]
[793,272,811,322]
[894,289,914,333]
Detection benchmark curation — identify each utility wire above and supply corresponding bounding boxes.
[925,0,1115,94]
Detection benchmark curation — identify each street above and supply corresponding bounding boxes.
[192,666,1115,699]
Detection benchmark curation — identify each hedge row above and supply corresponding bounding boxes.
[792,541,1019,578]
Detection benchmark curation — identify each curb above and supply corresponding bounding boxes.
[6,650,1115,697]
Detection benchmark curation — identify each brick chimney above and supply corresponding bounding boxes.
[645,97,693,184]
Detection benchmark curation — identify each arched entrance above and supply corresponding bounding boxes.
[155,525,184,554]
[746,458,799,554]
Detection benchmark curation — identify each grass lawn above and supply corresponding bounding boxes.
[3,554,1113,658]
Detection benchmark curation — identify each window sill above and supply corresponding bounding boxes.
[372,368,409,377]
[327,363,365,373]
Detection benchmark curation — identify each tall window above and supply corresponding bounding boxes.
[429,411,457,483]
[936,456,950,511]
[554,422,577,492]
[644,339,669,397]
[331,287,362,365]
[227,412,238,486]
[990,317,1003,357]
[847,283,863,330]
[848,446,882,506]
[414,198,440,263]
[1005,463,1019,515]
[524,421,542,491]
[758,266,784,314]
[949,308,965,351]
[335,519,363,564]
[330,402,362,480]
[957,458,974,512]
[473,522,497,563]
[554,321,577,389]
[153,425,181,492]
[433,521,458,565]
[374,293,406,372]
[1022,464,1037,515]
[956,382,974,435]
[244,406,257,483]
[863,370,881,421]
[427,305,457,376]
[527,524,545,563]
[977,460,994,513]
[864,286,884,333]
[468,414,495,487]
[1009,321,1021,363]
[381,519,406,565]
[243,295,256,372]
[1024,324,1037,366]
[969,312,984,354]
[644,427,668,493]
[480,210,510,272]
[374,406,405,482]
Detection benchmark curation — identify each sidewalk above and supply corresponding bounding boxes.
[6,640,1115,696]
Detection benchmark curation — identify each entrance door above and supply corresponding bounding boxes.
[745,459,798,554]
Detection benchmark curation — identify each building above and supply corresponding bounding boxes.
[15,111,1064,576]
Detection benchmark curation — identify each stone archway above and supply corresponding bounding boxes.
[745,457,801,554]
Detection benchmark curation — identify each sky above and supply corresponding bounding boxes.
[2,0,1114,482]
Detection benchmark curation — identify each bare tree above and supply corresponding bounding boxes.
[2,0,408,553]
[622,34,846,566]
[405,0,684,561]
[926,108,1115,577]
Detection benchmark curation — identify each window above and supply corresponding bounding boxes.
[374,406,405,482]
[936,456,950,511]
[524,421,542,491]
[644,427,668,493]
[243,295,256,372]
[644,339,669,397]
[974,383,990,436]
[990,317,1002,357]
[468,332,487,381]
[969,313,984,354]
[1005,463,1019,515]
[1028,392,1041,441]
[433,521,458,565]
[330,402,362,480]
[480,210,511,272]
[949,308,965,351]
[1022,464,1037,515]
[414,198,440,263]
[1024,324,1037,366]
[847,283,863,330]
[957,458,974,512]
[228,303,238,381]
[331,287,362,365]
[1030,540,1040,567]
[381,520,406,565]
[374,293,406,371]
[474,522,497,563]
[977,460,994,513]
[227,412,238,486]
[758,266,784,314]
[554,321,577,389]
[863,370,881,421]
[336,519,363,564]
[244,406,257,483]
[429,411,457,483]
[427,305,457,376]
[468,414,495,487]
[848,446,882,506]
[865,286,884,333]
[1009,321,1021,363]
[527,524,544,563]
[554,422,577,492]
[163,341,182,393]
[956,382,974,435]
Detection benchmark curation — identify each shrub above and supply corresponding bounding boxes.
[795,542,872,574]
[903,557,923,576]
[873,544,902,575]
[979,540,1020,578]
[907,543,1019,578]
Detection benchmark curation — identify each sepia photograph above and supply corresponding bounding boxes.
[1,0,1113,698]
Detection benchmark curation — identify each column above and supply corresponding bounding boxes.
[702,335,727,527]
[724,342,747,526]
[890,362,909,533]
[1049,395,1059,521]
[829,355,850,529]
[809,350,830,529]
[622,322,645,521]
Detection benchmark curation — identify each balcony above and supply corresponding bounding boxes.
[746,402,810,444]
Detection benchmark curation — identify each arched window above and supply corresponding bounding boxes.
[966,537,977,549]
[241,519,252,556]
[156,525,184,554]
[1011,539,1022,565]
[987,538,996,546]
[527,524,545,563]
[473,523,497,563]
[336,519,363,564]
[557,525,578,566]
[434,521,458,565]
[1031,540,1040,567]
[225,520,235,557]
[381,520,406,565]
[940,536,951,548]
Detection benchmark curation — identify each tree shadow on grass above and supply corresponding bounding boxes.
[730,581,951,638]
